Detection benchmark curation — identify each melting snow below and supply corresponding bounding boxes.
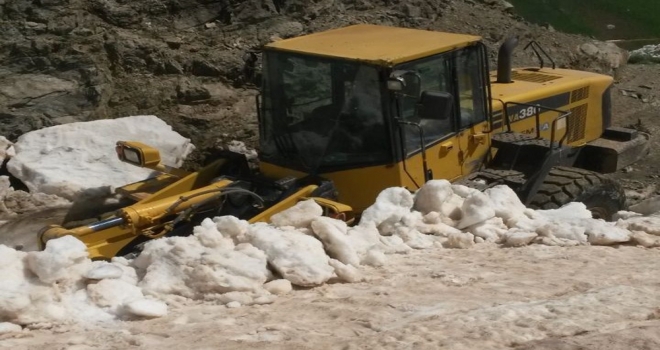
[2,178,660,328]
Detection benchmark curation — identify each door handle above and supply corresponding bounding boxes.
[440,141,453,152]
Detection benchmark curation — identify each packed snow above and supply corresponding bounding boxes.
[4,116,194,200]
[2,178,660,333]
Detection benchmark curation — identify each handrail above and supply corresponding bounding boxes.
[502,101,572,148]
[523,41,557,69]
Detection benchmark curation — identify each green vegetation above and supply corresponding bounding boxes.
[509,0,660,48]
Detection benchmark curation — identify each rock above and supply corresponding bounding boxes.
[164,37,183,49]
[271,20,304,39]
[191,59,221,77]
[176,80,211,104]
[404,4,422,17]
[579,41,630,72]
[204,22,217,29]
[500,0,514,12]
[90,0,141,28]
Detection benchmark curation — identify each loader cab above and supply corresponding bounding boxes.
[257,24,490,211]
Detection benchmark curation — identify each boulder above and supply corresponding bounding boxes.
[578,41,630,72]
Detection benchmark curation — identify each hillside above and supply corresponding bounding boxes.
[0,0,634,159]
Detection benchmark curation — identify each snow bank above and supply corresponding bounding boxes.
[6,116,195,200]
[0,237,165,328]
[4,182,660,328]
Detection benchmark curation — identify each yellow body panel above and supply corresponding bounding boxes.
[490,67,613,145]
[265,24,481,66]
[260,133,471,213]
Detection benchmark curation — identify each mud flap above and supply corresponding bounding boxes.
[576,127,650,173]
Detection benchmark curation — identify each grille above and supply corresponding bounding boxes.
[570,86,590,103]
[510,71,562,83]
[567,104,587,142]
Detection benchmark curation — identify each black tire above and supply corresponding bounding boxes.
[529,166,626,220]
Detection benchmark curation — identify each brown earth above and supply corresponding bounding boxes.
[0,0,645,164]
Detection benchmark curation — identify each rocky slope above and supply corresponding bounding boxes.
[0,0,629,160]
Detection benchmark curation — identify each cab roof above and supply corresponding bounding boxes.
[264,24,482,66]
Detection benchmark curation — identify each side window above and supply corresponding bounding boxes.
[397,55,453,153]
[455,47,487,128]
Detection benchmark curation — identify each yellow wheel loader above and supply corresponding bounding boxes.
[39,24,649,259]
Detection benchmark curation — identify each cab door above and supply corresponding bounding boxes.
[453,46,492,175]
[396,52,463,188]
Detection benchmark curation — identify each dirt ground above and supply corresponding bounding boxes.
[609,63,660,200]
[1,244,658,350]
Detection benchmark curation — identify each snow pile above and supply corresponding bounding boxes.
[6,116,195,200]
[3,181,660,331]
[629,43,660,63]
[0,236,166,330]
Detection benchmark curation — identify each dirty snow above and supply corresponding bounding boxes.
[2,179,660,334]
[0,175,70,219]
[5,116,194,200]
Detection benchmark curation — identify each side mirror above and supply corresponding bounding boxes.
[388,70,421,98]
[417,91,454,121]
[115,141,161,168]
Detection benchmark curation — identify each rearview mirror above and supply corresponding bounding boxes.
[115,141,161,168]
[417,91,454,121]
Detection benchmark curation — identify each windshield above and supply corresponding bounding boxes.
[260,51,390,172]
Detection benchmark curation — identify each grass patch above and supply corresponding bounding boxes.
[509,0,660,43]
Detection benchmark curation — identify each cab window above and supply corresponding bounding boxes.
[396,54,453,153]
[456,46,487,127]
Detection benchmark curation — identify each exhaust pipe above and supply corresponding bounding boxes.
[496,36,519,84]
